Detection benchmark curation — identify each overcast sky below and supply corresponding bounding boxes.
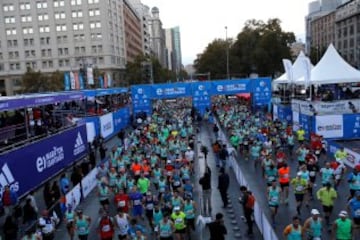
[141,0,314,65]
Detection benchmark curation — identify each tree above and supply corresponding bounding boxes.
[21,68,64,93]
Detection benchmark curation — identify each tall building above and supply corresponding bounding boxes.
[123,0,143,63]
[149,7,166,67]
[165,26,183,80]
[0,0,147,96]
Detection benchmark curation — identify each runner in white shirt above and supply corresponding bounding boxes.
[115,208,130,240]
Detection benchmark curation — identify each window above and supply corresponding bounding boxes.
[39,26,50,33]
[23,27,34,34]
[10,64,15,70]
[90,21,101,29]
[29,39,34,46]
[89,9,100,16]
[73,23,84,31]
[48,61,53,68]
[38,14,49,21]
[58,48,63,56]
[47,49,52,57]
[20,3,31,10]
[41,49,46,57]
[25,50,30,58]
[64,48,69,55]
[75,47,80,54]
[88,0,99,4]
[21,15,32,22]
[55,12,66,19]
[40,37,50,44]
[54,1,65,7]
[81,47,86,53]
[91,46,97,53]
[36,1,48,9]
[42,61,47,68]
[99,57,104,64]
[71,0,82,6]
[3,4,14,12]
[4,16,16,24]
[59,59,64,67]
[6,28,16,36]
[72,10,83,18]
[56,24,67,32]
[65,59,70,66]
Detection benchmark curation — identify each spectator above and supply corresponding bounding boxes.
[199,166,212,215]
[207,212,227,240]
[217,167,229,208]
[71,166,83,187]
[59,173,70,195]
[240,186,255,236]
[26,190,39,214]
[43,181,54,209]
[1,185,18,216]
[22,198,37,226]
[38,210,56,240]
[3,215,18,240]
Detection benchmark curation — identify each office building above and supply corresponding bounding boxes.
[148,7,166,67]
[165,26,183,80]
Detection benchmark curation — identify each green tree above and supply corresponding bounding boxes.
[21,68,64,93]
[232,18,295,77]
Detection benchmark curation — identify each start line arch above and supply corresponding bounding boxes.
[131,77,272,115]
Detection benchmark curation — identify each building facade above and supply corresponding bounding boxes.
[149,7,166,67]
[165,26,183,80]
[123,0,143,63]
[0,0,136,95]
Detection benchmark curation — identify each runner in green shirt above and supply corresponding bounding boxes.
[171,206,186,240]
[332,211,353,240]
[291,172,308,215]
[137,173,150,195]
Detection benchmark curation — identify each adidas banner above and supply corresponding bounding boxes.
[0,125,88,196]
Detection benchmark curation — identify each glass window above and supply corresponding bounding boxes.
[88,0,99,4]
[20,3,31,10]
[54,1,65,7]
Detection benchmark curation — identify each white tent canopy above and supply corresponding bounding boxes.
[295,43,360,85]
[273,51,313,84]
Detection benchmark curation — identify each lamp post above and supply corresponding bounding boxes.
[225,26,230,80]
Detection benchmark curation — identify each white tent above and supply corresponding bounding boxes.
[273,51,313,84]
[295,43,360,85]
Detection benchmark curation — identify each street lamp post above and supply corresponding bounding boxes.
[225,26,230,80]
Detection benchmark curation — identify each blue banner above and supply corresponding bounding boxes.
[64,72,70,91]
[277,104,292,123]
[79,73,85,90]
[99,76,104,89]
[151,83,192,99]
[211,79,251,95]
[131,85,153,114]
[343,114,360,139]
[191,82,212,114]
[0,125,88,197]
[113,107,131,133]
[251,78,272,106]
[299,113,313,139]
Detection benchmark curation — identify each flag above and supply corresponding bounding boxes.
[104,73,108,88]
[98,76,104,88]
[107,73,112,87]
[79,72,85,90]
[87,67,94,85]
[282,59,293,83]
[70,71,76,90]
[302,57,312,89]
[74,72,79,90]
[64,72,70,91]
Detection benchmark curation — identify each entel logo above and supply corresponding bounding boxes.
[156,88,163,95]
[260,81,266,87]
[217,85,224,92]
[198,85,205,91]
[137,88,143,94]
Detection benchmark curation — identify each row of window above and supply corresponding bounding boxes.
[3,0,99,12]
[0,57,105,72]
[4,9,101,24]
[5,22,102,35]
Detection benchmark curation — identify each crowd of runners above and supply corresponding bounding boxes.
[212,97,360,240]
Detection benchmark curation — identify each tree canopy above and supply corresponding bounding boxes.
[21,68,64,93]
[194,18,296,79]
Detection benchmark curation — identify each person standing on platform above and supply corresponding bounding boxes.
[240,186,255,236]
[207,213,227,240]
[217,167,229,208]
[199,166,212,215]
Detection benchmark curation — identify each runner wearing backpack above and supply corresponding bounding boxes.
[97,209,115,240]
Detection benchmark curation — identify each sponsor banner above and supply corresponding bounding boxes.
[315,115,343,139]
[277,104,292,123]
[81,167,98,198]
[191,82,211,112]
[299,113,312,139]
[65,184,81,210]
[70,71,76,90]
[151,83,192,99]
[64,72,70,91]
[328,140,360,168]
[211,79,251,95]
[292,111,300,131]
[113,107,130,133]
[85,116,99,141]
[0,125,88,196]
[131,85,153,114]
[343,114,360,139]
[291,99,360,115]
[100,113,114,139]
[87,67,94,85]
[251,78,272,106]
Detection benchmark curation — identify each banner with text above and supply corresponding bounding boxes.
[292,111,300,131]
[113,107,130,133]
[291,99,360,115]
[100,113,114,139]
[151,82,192,99]
[342,114,360,139]
[211,79,251,95]
[191,82,212,114]
[315,115,343,139]
[0,125,88,196]
[131,85,153,114]
[299,113,313,139]
[251,78,272,106]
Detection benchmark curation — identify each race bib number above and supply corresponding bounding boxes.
[315,150,320,154]
[102,224,110,232]
[270,196,278,203]
[146,203,154,210]
[174,181,180,186]
[118,201,125,207]
[283,174,289,178]
[295,185,304,192]
[175,218,182,224]
[310,171,316,177]
[134,199,141,205]
[135,170,140,175]
[355,209,360,217]
[78,227,86,234]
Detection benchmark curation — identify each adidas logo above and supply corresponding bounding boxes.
[74,132,86,156]
[0,163,19,192]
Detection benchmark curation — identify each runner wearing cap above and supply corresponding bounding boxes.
[347,190,360,239]
[291,172,308,215]
[332,210,353,240]
[171,206,187,240]
[302,209,323,240]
